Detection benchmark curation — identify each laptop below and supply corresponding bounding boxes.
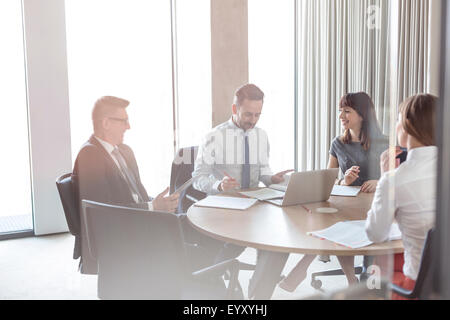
[266,168,339,207]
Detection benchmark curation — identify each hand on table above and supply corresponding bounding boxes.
[152,187,179,213]
[219,175,240,192]
[271,170,295,184]
[361,180,378,193]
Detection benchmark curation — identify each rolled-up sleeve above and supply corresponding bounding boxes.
[192,134,221,195]
[365,172,396,243]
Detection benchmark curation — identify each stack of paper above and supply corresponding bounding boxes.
[239,188,285,201]
[308,220,402,249]
[331,185,361,197]
[194,196,258,210]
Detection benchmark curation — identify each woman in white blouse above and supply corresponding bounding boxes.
[365,93,437,300]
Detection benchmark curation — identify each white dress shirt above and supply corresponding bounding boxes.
[192,118,273,195]
[94,136,153,210]
[365,146,437,280]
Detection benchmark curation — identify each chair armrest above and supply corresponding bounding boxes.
[388,283,416,299]
[186,195,201,203]
[186,189,207,203]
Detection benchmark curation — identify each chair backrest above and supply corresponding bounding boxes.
[56,173,80,236]
[411,228,435,299]
[169,146,206,212]
[81,200,188,299]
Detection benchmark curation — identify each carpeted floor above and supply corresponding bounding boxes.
[0,232,360,300]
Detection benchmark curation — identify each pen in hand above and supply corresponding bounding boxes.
[219,170,241,191]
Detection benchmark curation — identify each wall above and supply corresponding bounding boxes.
[211,0,249,126]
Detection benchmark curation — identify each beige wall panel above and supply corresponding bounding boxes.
[211,0,249,126]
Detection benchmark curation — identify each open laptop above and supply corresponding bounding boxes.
[266,168,339,207]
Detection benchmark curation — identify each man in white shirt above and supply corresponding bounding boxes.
[73,96,179,273]
[193,84,291,193]
[192,84,293,299]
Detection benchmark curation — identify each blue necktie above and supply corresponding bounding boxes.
[242,135,250,189]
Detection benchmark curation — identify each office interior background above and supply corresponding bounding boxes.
[1,0,450,300]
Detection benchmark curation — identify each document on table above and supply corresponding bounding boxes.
[268,183,288,192]
[308,220,402,249]
[239,188,285,201]
[194,196,259,211]
[330,185,361,197]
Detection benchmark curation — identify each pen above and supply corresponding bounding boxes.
[222,170,237,181]
[213,167,236,181]
[301,205,312,214]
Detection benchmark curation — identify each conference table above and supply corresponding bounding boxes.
[187,190,403,298]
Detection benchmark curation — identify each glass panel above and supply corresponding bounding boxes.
[248,0,295,174]
[0,1,33,234]
[287,0,395,299]
[176,0,212,150]
[65,0,174,196]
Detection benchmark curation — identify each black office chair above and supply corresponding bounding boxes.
[388,228,434,299]
[56,173,81,260]
[169,146,207,213]
[310,256,372,289]
[81,199,241,299]
[169,146,256,286]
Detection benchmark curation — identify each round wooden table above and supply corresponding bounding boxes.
[187,192,403,256]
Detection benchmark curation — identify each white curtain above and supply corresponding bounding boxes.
[296,0,439,171]
[396,0,442,101]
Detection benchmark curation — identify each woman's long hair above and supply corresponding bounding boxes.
[340,92,382,151]
[399,94,437,146]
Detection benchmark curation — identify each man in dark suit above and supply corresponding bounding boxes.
[73,96,179,274]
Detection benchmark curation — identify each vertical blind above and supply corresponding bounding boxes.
[296,0,438,171]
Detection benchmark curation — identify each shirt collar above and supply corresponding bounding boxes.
[228,117,239,129]
[94,136,116,155]
[406,146,438,161]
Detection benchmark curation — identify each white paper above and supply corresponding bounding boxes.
[268,184,287,192]
[330,185,361,197]
[239,188,285,200]
[308,220,402,249]
[194,196,258,211]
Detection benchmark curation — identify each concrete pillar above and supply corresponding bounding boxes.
[211,0,249,126]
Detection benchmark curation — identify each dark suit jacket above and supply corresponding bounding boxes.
[72,135,151,274]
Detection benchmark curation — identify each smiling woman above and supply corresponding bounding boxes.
[331,92,388,189]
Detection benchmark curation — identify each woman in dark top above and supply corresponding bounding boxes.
[329,92,388,192]
[279,92,388,292]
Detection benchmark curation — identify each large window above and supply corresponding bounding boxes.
[0,1,33,235]
[65,0,174,196]
[248,0,295,173]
